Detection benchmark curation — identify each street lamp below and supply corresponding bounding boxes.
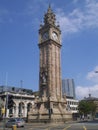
[20,80,23,118]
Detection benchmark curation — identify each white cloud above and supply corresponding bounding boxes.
[56,0,98,37]
[76,84,98,99]
[86,66,98,83]
[76,65,98,99]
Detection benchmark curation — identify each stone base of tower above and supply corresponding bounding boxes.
[27,97,72,123]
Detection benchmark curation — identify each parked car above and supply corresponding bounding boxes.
[5,118,25,128]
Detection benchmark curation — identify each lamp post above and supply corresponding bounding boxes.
[20,80,23,118]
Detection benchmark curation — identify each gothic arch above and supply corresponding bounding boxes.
[8,101,16,117]
[19,102,25,117]
[27,102,32,112]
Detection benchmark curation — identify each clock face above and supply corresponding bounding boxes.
[42,32,49,41]
[52,32,58,41]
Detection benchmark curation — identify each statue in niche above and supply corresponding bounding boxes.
[40,67,47,85]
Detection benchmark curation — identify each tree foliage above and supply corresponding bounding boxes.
[78,100,97,116]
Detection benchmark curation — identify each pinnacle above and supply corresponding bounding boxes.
[47,4,52,14]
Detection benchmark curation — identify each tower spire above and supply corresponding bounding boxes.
[48,3,51,12]
[44,5,56,25]
[49,3,51,8]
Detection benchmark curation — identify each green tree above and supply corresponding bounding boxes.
[78,100,97,118]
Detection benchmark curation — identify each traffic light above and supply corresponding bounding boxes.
[8,95,14,109]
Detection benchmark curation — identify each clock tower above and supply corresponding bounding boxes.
[39,5,62,100]
[28,5,72,123]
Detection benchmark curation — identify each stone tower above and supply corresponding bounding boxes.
[28,5,72,123]
[39,5,62,101]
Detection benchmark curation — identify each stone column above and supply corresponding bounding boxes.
[6,108,9,118]
[15,104,19,117]
[13,106,15,117]
[24,104,27,117]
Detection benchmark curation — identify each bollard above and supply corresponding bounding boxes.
[12,125,17,130]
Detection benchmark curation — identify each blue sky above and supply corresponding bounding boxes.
[0,0,98,99]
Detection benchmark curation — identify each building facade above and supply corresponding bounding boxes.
[62,79,78,116]
[62,79,76,99]
[0,86,35,119]
[66,98,78,113]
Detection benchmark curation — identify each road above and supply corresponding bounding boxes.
[0,120,98,130]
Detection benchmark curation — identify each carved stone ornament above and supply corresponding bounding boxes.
[40,66,47,85]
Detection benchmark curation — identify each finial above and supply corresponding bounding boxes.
[49,3,51,9]
[47,3,52,13]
